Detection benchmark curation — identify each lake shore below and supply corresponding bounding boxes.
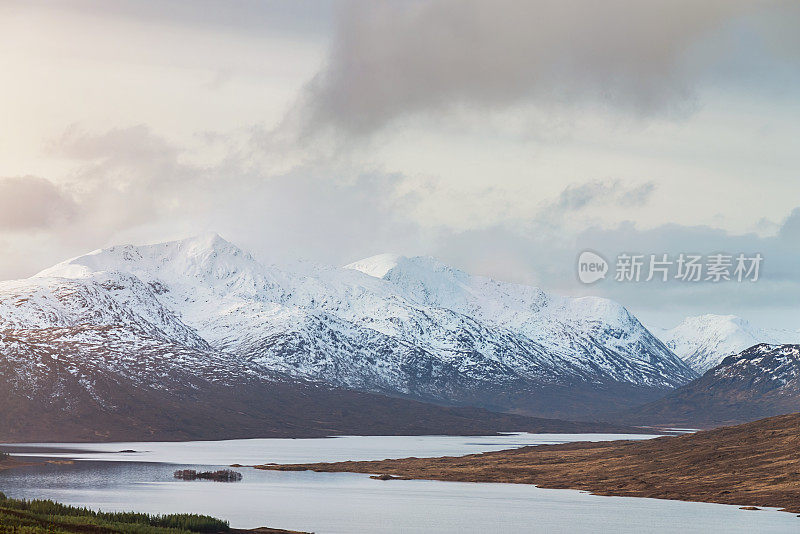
[0,455,310,534]
[3,431,797,533]
[255,413,800,516]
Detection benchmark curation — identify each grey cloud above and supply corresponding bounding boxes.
[0,126,228,278]
[54,125,180,165]
[4,121,796,329]
[435,225,563,287]
[553,179,656,212]
[430,206,800,329]
[212,168,427,266]
[0,126,222,275]
[294,0,773,137]
[618,183,657,207]
[15,0,334,37]
[573,216,800,321]
[577,220,798,282]
[555,182,612,211]
[53,126,422,264]
[50,125,208,229]
[778,207,800,241]
[0,124,426,279]
[0,176,77,230]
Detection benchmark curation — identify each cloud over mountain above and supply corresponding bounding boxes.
[0,176,76,230]
[293,0,772,137]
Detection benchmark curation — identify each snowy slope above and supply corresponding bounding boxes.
[715,344,800,387]
[0,234,697,418]
[346,254,691,387]
[653,315,800,374]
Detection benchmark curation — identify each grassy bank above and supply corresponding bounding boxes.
[0,492,229,534]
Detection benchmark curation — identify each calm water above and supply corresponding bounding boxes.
[1,434,797,533]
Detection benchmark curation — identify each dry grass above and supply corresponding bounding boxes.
[257,413,800,515]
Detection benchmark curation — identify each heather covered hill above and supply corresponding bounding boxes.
[623,344,800,428]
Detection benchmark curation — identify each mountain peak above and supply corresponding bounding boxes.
[345,253,465,280]
[175,232,231,252]
[344,253,403,278]
[35,233,256,282]
[678,314,748,329]
[164,232,250,261]
[655,314,800,374]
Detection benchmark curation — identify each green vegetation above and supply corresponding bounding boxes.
[0,492,229,534]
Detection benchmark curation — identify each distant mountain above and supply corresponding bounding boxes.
[0,234,696,439]
[624,344,800,428]
[652,314,800,374]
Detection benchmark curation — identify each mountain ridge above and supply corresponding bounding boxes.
[653,314,800,373]
[1,234,696,431]
[623,343,800,428]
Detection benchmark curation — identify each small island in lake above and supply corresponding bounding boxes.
[174,469,243,482]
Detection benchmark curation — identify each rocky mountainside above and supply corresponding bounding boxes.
[0,234,696,433]
[653,314,800,373]
[0,321,640,441]
[0,331,634,442]
[624,344,800,428]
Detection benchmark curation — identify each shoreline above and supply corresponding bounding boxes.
[255,413,800,516]
[0,422,662,445]
[0,456,309,533]
[0,457,34,472]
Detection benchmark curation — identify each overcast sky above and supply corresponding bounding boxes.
[1,0,799,328]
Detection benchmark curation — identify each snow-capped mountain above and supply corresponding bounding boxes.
[626,344,800,428]
[0,234,696,422]
[653,315,800,373]
[347,254,691,388]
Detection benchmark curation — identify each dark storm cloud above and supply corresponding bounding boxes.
[293,0,784,137]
